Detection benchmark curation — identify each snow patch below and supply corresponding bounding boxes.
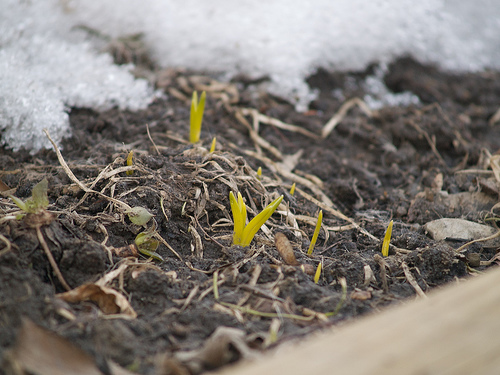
[2,0,500,151]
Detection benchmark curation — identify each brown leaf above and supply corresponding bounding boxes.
[172,327,259,373]
[4,319,102,375]
[57,283,137,318]
[0,179,11,192]
[156,356,191,375]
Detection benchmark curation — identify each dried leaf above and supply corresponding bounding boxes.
[4,319,102,375]
[0,179,11,192]
[173,327,259,373]
[57,284,137,318]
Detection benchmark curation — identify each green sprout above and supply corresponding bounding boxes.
[190,90,206,143]
[135,231,163,261]
[229,191,283,247]
[10,178,70,289]
[126,206,153,226]
[307,210,323,255]
[289,182,296,196]
[257,167,262,180]
[325,277,347,317]
[9,178,49,214]
[209,136,217,153]
[314,261,322,284]
[381,220,393,257]
[126,150,134,175]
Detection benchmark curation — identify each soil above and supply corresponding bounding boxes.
[1,55,500,374]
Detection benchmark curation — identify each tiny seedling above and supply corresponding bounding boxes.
[229,191,283,247]
[126,206,153,226]
[209,137,217,153]
[126,150,134,175]
[289,182,296,196]
[135,230,163,261]
[314,261,322,284]
[190,90,206,143]
[307,210,323,255]
[325,277,347,317]
[381,220,393,257]
[10,178,70,290]
[9,178,49,214]
[257,167,262,180]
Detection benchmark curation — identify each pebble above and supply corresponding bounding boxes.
[424,218,500,247]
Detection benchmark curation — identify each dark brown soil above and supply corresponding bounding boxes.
[2,56,500,374]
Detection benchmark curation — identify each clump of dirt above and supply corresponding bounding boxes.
[1,57,500,374]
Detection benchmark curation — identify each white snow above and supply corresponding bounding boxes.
[1,0,500,152]
[0,1,156,152]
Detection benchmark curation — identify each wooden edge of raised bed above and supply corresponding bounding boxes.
[213,267,500,375]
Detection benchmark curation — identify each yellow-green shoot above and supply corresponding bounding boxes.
[135,231,163,261]
[289,182,296,196]
[314,261,322,284]
[9,178,49,214]
[381,220,393,257]
[126,150,134,175]
[190,90,206,143]
[307,210,323,255]
[229,191,283,247]
[257,167,262,180]
[210,137,217,153]
[126,207,153,226]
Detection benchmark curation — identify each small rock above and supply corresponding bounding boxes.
[424,218,500,247]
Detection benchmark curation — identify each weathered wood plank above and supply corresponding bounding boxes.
[214,267,500,375]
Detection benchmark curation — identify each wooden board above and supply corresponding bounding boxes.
[214,267,500,375]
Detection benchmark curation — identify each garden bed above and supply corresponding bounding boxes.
[1,57,500,374]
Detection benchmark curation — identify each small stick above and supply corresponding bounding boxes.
[321,98,373,139]
[402,261,427,299]
[181,285,200,311]
[213,270,219,300]
[0,234,12,256]
[36,226,71,291]
[374,254,389,293]
[455,229,500,253]
[153,233,183,261]
[146,124,160,155]
[43,129,132,211]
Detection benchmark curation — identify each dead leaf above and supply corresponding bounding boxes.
[4,319,102,375]
[57,283,137,318]
[171,327,259,373]
[0,179,11,192]
[156,355,191,375]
